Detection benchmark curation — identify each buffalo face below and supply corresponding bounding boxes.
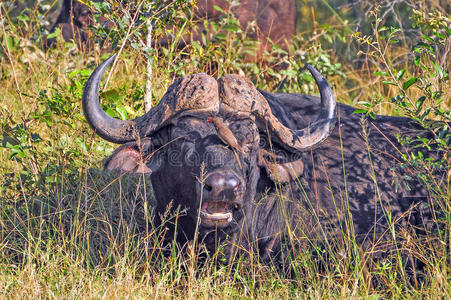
[83,55,336,247]
[104,114,261,237]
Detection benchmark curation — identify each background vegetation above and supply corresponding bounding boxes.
[0,0,450,298]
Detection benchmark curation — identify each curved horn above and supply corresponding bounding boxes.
[82,54,139,143]
[83,55,220,144]
[285,64,337,149]
[218,65,336,152]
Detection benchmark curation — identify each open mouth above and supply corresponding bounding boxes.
[200,201,239,228]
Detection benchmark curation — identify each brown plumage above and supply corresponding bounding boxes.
[208,116,243,169]
[208,117,243,153]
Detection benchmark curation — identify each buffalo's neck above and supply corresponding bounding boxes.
[248,183,300,260]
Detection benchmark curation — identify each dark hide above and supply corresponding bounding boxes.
[104,85,446,270]
[250,93,446,271]
[81,56,446,280]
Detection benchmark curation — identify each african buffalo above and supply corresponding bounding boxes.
[46,0,108,50]
[47,0,296,54]
[82,55,445,269]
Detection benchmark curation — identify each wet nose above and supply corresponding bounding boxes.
[203,170,242,200]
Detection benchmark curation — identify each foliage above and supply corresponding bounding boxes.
[0,0,450,298]
[88,0,193,51]
[351,5,450,204]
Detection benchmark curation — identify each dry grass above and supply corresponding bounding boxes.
[0,0,450,298]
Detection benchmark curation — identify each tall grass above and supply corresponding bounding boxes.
[1,0,450,298]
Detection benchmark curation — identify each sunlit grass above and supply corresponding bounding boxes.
[0,0,450,298]
[0,168,448,298]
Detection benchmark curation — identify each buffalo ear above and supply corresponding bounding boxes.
[104,146,152,174]
[258,149,304,183]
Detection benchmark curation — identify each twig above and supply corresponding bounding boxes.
[144,17,153,112]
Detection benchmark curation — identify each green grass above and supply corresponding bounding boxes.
[0,0,450,298]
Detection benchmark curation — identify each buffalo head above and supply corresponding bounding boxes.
[82,54,336,247]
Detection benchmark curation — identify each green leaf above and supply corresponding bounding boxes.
[353,109,368,114]
[403,77,418,90]
[431,91,441,99]
[414,55,421,66]
[357,101,372,108]
[130,42,140,51]
[396,69,406,80]
[105,108,115,118]
[47,29,60,39]
[382,81,397,86]
[300,73,313,82]
[423,35,434,43]
[224,23,241,32]
[124,105,136,116]
[415,96,426,109]
[115,106,128,120]
[215,33,227,41]
[77,138,88,153]
[213,5,224,13]
[210,21,219,32]
[69,69,92,79]
[391,94,404,103]
[17,15,30,22]
[374,71,389,76]
[432,61,448,79]
[6,35,15,50]
[436,32,446,40]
